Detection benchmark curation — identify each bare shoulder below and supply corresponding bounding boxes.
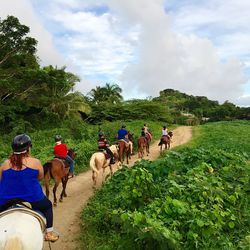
[1,159,11,170]
[25,157,42,169]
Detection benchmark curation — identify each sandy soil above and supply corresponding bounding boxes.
[43,126,192,250]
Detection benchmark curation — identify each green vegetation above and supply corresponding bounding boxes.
[1,15,250,250]
[80,121,250,249]
[1,15,250,136]
[0,120,164,170]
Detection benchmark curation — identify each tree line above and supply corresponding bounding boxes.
[1,15,249,135]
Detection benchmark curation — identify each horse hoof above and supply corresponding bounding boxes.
[59,199,63,202]
[53,203,57,207]
[63,194,67,197]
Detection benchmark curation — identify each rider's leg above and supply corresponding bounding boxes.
[105,147,115,164]
[129,141,133,154]
[30,197,59,242]
[66,155,74,177]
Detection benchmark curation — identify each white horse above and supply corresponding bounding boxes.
[0,207,46,250]
[90,145,120,187]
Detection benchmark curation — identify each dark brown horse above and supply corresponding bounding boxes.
[118,140,131,164]
[138,136,147,158]
[158,131,173,151]
[43,149,76,206]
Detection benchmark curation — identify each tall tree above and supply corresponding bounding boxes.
[88,83,123,104]
[0,15,37,66]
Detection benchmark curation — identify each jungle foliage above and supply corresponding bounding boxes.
[81,121,250,250]
[1,16,249,135]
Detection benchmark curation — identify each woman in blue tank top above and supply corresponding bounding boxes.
[0,134,59,242]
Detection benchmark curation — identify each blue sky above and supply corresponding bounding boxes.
[1,0,250,106]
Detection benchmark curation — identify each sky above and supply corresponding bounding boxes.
[1,0,250,106]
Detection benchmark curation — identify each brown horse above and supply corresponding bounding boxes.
[89,145,119,187]
[138,136,147,158]
[145,132,152,155]
[159,131,173,151]
[43,149,76,206]
[118,140,131,164]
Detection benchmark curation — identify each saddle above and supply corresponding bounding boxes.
[98,149,111,159]
[54,157,70,167]
[0,203,46,232]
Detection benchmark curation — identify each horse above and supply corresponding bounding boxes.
[138,136,147,158]
[0,204,46,250]
[43,149,76,206]
[118,140,131,164]
[145,132,152,155]
[158,131,173,151]
[90,145,119,187]
[127,131,134,154]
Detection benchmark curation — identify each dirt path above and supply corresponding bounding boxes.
[43,126,192,250]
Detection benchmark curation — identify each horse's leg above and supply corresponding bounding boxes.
[63,176,69,197]
[102,167,106,184]
[92,170,97,187]
[59,178,65,202]
[44,176,50,198]
[146,144,149,156]
[126,150,129,164]
[59,177,68,202]
[52,179,60,206]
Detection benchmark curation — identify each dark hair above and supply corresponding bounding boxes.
[55,135,62,142]
[10,152,29,170]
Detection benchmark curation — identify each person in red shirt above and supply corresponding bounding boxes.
[54,135,74,178]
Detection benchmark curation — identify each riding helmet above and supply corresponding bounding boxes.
[55,135,62,142]
[121,125,126,128]
[99,132,104,137]
[12,134,32,153]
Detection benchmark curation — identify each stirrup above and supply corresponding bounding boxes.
[44,231,60,242]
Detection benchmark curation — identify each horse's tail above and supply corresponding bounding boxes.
[90,154,99,174]
[43,162,52,176]
[4,237,23,250]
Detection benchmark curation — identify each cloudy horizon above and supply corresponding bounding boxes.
[1,0,250,106]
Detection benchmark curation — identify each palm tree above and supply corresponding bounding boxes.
[88,83,123,104]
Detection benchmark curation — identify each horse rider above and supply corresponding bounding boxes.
[143,123,152,141]
[98,132,115,164]
[117,125,133,155]
[158,125,169,146]
[141,127,148,143]
[54,135,74,178]
[0,134,59,242]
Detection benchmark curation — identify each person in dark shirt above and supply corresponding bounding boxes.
[98,132,115,164]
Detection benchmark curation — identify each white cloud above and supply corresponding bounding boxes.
[1,0,250,106]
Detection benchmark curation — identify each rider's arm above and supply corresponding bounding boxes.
[35,159,44,180]
[0,160,10,180]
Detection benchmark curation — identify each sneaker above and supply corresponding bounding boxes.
[44,232,59,242]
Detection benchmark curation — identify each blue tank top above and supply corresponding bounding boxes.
[0,167,45,206]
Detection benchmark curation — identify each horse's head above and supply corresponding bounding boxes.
[127,131,134,142]
[68,148,77,160]
[168,131,173,138]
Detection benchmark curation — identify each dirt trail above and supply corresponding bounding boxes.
[43,126,192,250]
